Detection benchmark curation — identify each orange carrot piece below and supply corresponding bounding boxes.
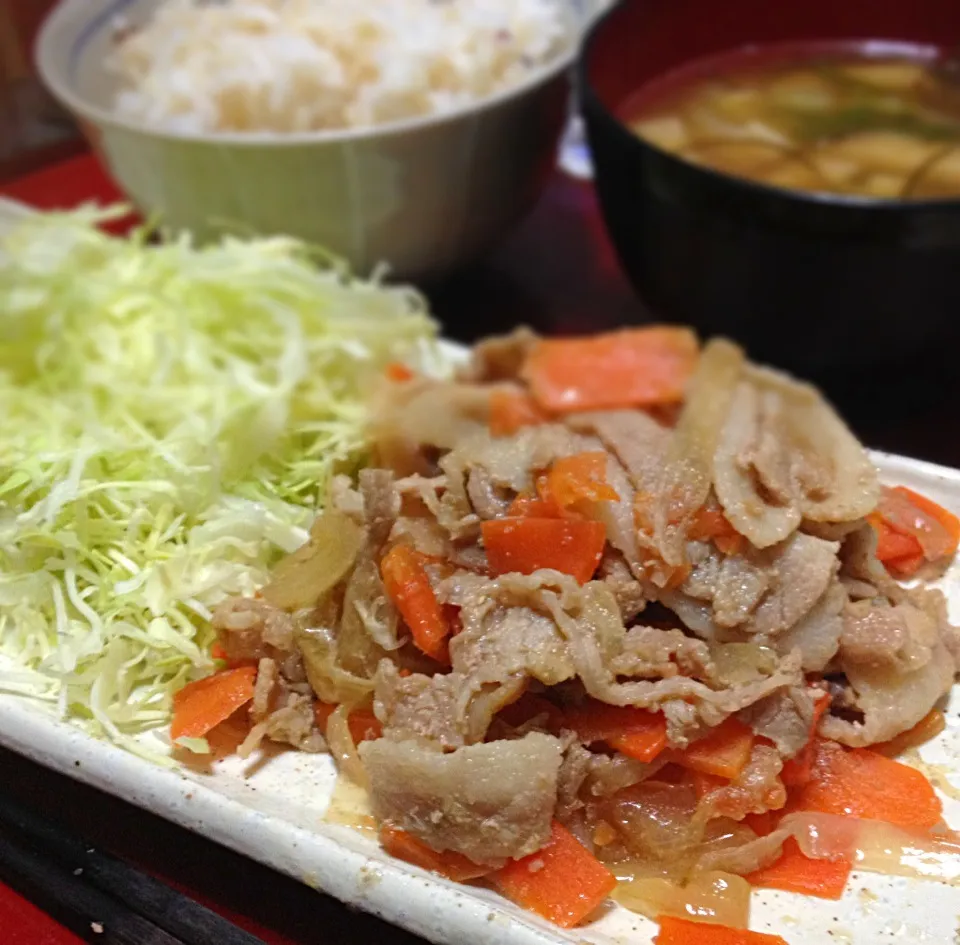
[489,389,548,437]
[870,486,960,574]
[895,486,960,549]
[522,327,699,413]
[498,693,565,734]
[672,717,754,779]
[745,838,851,900]
[876,708,946,757]
[381,544,450,663]
[689,507,744,557]
[482,518,607,584]
[494,821,617,928]
[654,916,789,945]
[385,361,415,382]
[348,708,383,744]
[380,826,494,882]
[171,666,257,740]
[563,700,668,763]
[869,513,923,563]
[794,740,942,830]
[780,694,830,788]
[544,452,619,509]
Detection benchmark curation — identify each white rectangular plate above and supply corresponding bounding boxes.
[3,199,960,945]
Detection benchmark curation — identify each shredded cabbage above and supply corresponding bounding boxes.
[0,206,438,757]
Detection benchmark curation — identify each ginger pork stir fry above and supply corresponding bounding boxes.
[174,327,960,929]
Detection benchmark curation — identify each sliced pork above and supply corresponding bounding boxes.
[360,733,562,864]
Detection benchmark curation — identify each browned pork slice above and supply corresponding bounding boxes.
[841,598,942,672]
[213,597,296,662]
[515,574,805,738]
[739,687,817,758]
[820,649,954,748]
[699,743,786,820]
[373,660,524,749]
[773,581,846,672]
[443,423,597,499]
[439,571,576,687]
[458,326,538,383]
[714,367,878,549]
[821,593,957,747]
[360,732,562,864]
[609,625,713,681]
[566,409,670,569]
[570,339,745,571]
[373,380,495,453]
[567,409,670,499]
[237,657,325,757]
[660,533,839,643]
[598,552,649,622]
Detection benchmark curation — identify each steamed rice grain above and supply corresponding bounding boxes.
[109,0,567,135]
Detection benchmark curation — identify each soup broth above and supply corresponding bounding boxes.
[625,43,960,199]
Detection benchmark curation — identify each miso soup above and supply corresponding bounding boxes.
[625,43,960,199]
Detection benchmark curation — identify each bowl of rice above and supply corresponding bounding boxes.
[37,0,602,279]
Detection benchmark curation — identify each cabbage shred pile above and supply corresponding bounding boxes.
[0,207,436,756]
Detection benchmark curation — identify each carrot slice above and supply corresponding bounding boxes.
[654,916,789,945]
[563,700,668,762]
[171,666,257,740]
[689,507,744,557]
[794,740,942,830]
[671,717,754,779]
[381,544,450,663]
[895,486,960,549]
[869,513,923,562]
[745,838,851,900]
[522,327,699,413]
[482,518,607,584]
[348,708,383,744]
[380,826,494,882]
[870,486,960,574]
[875,708,946,757]
[489,389,548,437]
[780,694,830,788]
[544,452,619,509]
[385,361,415,383]
[494,820,617,928]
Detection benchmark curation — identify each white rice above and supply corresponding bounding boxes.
[109,0,568,134]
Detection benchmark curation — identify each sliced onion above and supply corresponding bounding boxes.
[296,623,375,705]
[657,338,744,564]
[262,507,362,610]
[710,643,778,687]
[326,704,370,789]
[614,871,751,928]
[783,811,960,884]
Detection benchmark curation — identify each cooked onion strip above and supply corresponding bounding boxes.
[326,704,370,789]
[613,871,751,928]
